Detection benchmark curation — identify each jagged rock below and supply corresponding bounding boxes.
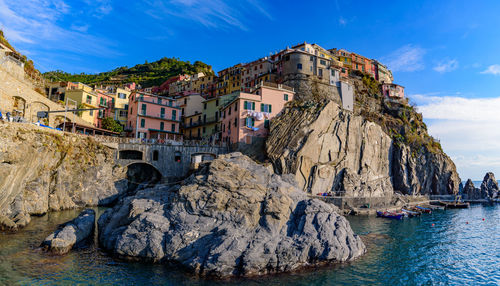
[0,124,127,230]
[41,209,96,255]
[0,215,17,231]
[98,153,365,278]
[480,172,499,199]
[266,100,460,200]
[463,179,481,200]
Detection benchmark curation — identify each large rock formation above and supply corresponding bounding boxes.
[463,179,482,200]
[41,209,96,254]
[266,100,460,202]
[98,153,365,278]
[480,172,499,199]
[0,123,127,230]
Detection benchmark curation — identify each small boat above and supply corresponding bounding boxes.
[376,211,404,220]
[401,208,421,217]
[439,201,470,209]
[414,206,432,213]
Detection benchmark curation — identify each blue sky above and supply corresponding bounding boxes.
[1,0,500,180]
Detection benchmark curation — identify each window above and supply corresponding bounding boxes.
[203,103,207,110]
[184,98,187,104]
[284,94,289,101]
[141,104,146,115]
[228,107,232,115]
[140,119,145,128]
[203,126,206,133]
[234,118,237,127]
[160,122,164,130]
[158,98,162,105]
[171,124,175,132]
[234,104,237,111]
[160,108,165,118]
[285,55,290,61]
[245,117,255,127]
[172,110,176,120]
[310,56,313,61]
[243,101,255,110]
[320,60,326,65]
[174,151,181,163]
[86,95,92,104]
[119,110,127,117]
[216,99,219,106]
[118,93,127,99]
[264,119,270,129]
[89,110,93,116]
[319,68,323,77]
[297,63,302,70]
[153,150,159,161]
[260,103,272,113]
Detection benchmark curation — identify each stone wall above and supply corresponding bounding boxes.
[116,143,228,179]
[0,53,90,127]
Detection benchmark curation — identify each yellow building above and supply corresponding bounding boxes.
[216,64,243,96]
[108,87,131,127]
[200,92,238,138]
[65,82,98,126]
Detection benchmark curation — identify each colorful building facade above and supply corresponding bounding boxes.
[220,83,294,146]
[382,83,404,99]
[127,91,181,140]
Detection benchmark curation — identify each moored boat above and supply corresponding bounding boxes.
[376,211,404,220]
[401,208,421,217]
[414,206,432,213]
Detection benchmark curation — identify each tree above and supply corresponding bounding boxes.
[101,117,124,133]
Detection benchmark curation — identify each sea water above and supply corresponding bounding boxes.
[0,205,498,286]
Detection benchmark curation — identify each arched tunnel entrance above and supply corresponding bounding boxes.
[126,163,162,188]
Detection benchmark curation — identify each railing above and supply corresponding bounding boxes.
[137,97,181,109]
[92,134,228,147]
[137,111,181,122]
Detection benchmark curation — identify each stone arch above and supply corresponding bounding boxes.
[12,96,26,117]
[126,162,162,184]
[119,149,143,160]
[31,101,50,123]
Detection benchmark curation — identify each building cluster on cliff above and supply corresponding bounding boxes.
[3,42,406,147]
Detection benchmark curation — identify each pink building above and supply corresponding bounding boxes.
[95,90,114,128]
[382,83,405,99]
[220,83,294,146]
[126,91,182,140]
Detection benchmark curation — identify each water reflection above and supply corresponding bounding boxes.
[0,205,498,285]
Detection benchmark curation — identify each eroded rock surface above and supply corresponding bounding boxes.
[266,100,460,197]
[98,153,365,278]
[41,209,96,254]
[0,123,127,230]
[480,172,499,199]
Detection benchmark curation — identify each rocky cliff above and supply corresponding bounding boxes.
[98,153,365,278]
[463,173,499,200]
[266,96,460,201]
[0,123,126,230]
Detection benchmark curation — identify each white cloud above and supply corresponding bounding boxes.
[0,0,118,65]
[339,17,347,26]
[142,0,272,31]
[481,64,500,75]
[409,93,500,179]
[433,59,459,73]
[383,45,426,72]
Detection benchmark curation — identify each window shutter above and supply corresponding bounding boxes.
[269,105,272,113]
[252,102,255,110]
[260,103,264,112]
[251,118,255,127]
[244,101,247,110]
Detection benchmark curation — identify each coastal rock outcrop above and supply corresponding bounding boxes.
[463,179,482,200]
[266,100,460,201]
[480,172,499,199]
[98,153,365,278]
[41,209,96,254]
[0,123,127,230]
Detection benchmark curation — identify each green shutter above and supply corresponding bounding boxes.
[260,103,264,112]
[269,105,272,113]
[251,118,255,127]
[252,102,255,110]
[244,101,247,110]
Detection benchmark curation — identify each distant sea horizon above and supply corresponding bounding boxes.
[461,181,483,188]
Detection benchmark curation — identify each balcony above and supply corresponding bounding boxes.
[136,97,181,109]
[137,112,181,122]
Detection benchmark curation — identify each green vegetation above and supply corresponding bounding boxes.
[43,58,214,88]
[354,77,443,156]
[101,117,124,133]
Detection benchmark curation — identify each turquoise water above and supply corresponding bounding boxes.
[0,205,498,285]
